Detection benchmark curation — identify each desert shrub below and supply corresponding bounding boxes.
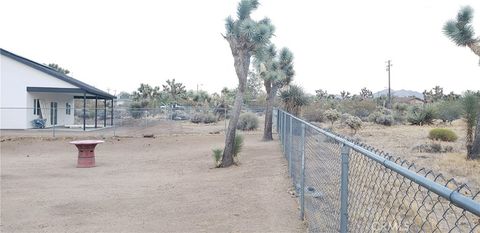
[303,110,324,122]
[407,105,436,125]
[435,100,462,124]
[325,109,341,125]
[368,108,394,126]
[393,111,406,124]
[412,143,454,153]
[393,103,409,113]
[428,128,458,142]
[345,114,362,135]
[237,112,259,130]
[129,101,149,119]
[202,113,217,124]
[190,113,218,124]
[233,134,244,158]
[339,100,378,120]
[212,148,223,167]
[190,113,204,123]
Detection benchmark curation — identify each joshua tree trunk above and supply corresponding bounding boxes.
[468,113,480,159]
[263,82,278,141]
[467,41,480,65]
[221,48,250,167]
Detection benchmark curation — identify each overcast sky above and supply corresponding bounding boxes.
[1,0,479,96]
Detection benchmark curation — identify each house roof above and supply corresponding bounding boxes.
[0,48,115,99]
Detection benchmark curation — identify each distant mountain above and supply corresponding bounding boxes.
[373,89,423,99]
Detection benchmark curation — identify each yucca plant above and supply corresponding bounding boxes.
[212,148,223,167]
[463,93,480,159]
[443,6,480,65]
[233,134,244,158]
[444,7,480,159]
[280,85,309,116]
[221,0,275,167]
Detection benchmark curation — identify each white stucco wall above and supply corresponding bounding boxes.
[27,93,74,128]
[1,54,78,129]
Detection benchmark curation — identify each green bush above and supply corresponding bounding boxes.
[368,108,394,126]
[435,100,462,124]
[237,113,259,130]
[234,134,244,158]
[407,105,436,125]
[129,101,149,119]
[325,109,341,125]
[191,113,203,123]
[212,148,223,167]
[345,114,362,135]
[202,113,217,124]
[428,128,458,142]
[190,113,218,124]
[303,108,325,122]
[339,100,377,120]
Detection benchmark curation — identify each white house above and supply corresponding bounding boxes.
[0,48,115,130]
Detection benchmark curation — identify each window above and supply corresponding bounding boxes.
[33,99,41,116]
[66,103,71,115]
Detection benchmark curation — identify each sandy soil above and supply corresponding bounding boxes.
[0,120,306,233]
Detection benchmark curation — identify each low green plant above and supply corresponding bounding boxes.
[237,112,259,130]
[435,100,462,124]
[202,113,217,124]
[368,108,394,126]
[428,128,458,142]
[407,105,437,125]
[345,114,362,135]
[212,148,223,167]
[191,113,218,124]
[191,113,204,123]
[233,134,244,158]
[325,109,341,126]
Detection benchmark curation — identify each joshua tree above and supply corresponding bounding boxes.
[47,63,70,75]
[444,6,480,159]
[162,79,186,105]
[255,44,295,140]
[280,85,309,117]
[359,87,374,100]
[463,93,480,159]
[221,0,275,167]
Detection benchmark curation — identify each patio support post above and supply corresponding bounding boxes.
[95,96,98,128]
[110,98,114,126]
[104,99,107,127]
[83,91,86,131]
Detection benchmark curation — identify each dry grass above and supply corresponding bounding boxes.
[319,119,480,191]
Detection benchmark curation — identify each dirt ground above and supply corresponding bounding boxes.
[0,120,306,233]
[322,120,480,191]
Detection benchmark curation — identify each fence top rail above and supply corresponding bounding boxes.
[276,108,480,216]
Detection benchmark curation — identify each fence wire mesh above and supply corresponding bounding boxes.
[276,109,480,233]
[0,106,263,138]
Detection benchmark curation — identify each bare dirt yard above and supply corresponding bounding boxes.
[323,120,480,191]
[0,120,306,233]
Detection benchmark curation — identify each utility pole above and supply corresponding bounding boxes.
[386,60,392,108]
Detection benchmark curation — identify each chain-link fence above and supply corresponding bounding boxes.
[275,109,480,233]
[0,106,264,137]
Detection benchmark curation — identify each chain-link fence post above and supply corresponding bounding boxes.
[145,110,148,129]
[283,113,287,153]
[300,123,306,220]
[288,116,293,176]
[278,110,282,141]
[340,144,350,233]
